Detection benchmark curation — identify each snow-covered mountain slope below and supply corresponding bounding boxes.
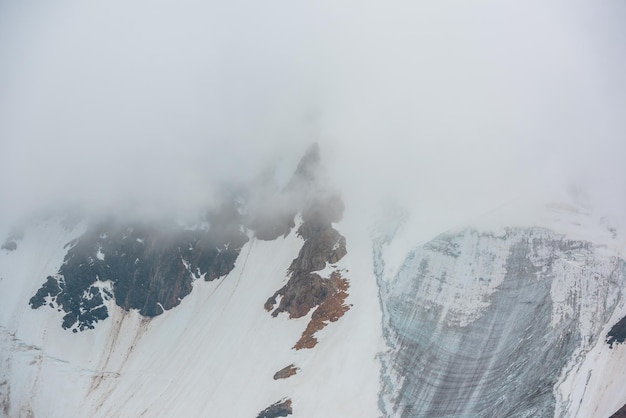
[0,147,384,418]
[0,219,372,417]
[374,200,626,418]
[2,150,626,417]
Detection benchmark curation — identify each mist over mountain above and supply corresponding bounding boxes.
[2,1,626,417]
[1,0,625,234]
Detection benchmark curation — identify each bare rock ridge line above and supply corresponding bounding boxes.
[264,189,350,350]
[255,143,350,416]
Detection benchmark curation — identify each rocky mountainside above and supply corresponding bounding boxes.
[0,145,373,417]
[2,147,626,417]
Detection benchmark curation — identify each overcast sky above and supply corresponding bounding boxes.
[1,0,625,236]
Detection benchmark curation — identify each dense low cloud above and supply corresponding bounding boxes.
[1,0,625,237]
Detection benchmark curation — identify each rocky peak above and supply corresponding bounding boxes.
[265,188,350,350]
[29,201,249,331]
[27,144,349,337]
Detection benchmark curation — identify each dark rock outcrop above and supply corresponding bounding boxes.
[28,142,350,341]
[607,316,626,347]
[273,365,298,380]
[256,399,292,418]
[29,202,248,331]
[611,403,626,418]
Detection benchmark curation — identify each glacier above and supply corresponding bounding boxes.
[4,199,626,417]
[377,226,626,417]
[2,161,626,417]
[370,193,626,418]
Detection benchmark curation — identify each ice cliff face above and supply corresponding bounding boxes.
[377,227,626,417]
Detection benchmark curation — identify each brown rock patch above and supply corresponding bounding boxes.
[288,227,346,273]
[293,272,350,350]
[273,364,298,380]
[264,145,351,353]
[265,190,351,350]
[266,272,332,319]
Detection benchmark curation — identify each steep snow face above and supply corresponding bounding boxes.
[0,216,383,418]
[0,144,384,417]
[376,226,626,417]
[0,219,298,416]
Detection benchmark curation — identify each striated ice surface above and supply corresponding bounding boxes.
[377,228,626,418]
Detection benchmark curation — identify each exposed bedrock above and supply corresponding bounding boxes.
[288,227,346,273]
[263,144,351,352]
[256,399,293,418]
[607,315,626,347]
[27,143,330,332]
[267,272,334,319]
[29,202,248,331]
[611,403,626,418]
[377,228,626,417]
[265,191,350,349]
[273,364,298,380]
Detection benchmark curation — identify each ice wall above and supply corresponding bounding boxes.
[377,228,626,417]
